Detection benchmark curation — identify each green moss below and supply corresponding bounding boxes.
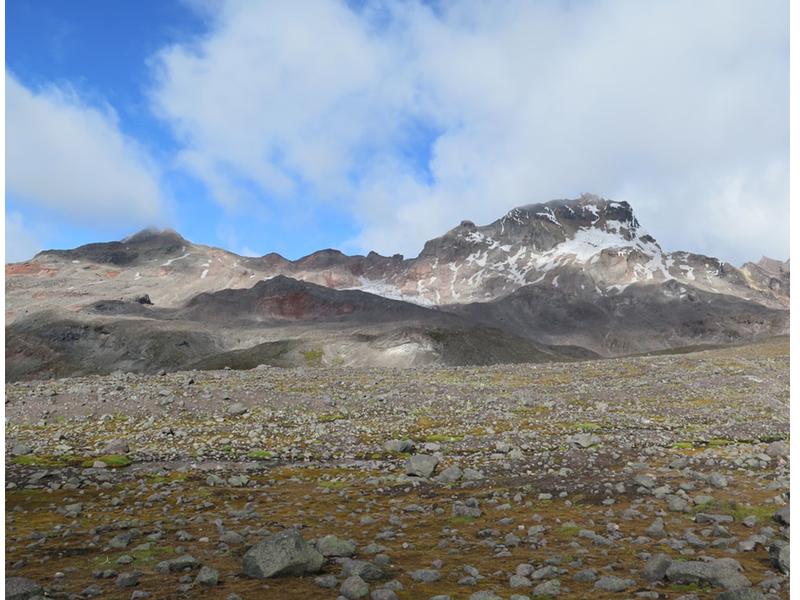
[672,441,694,449]
[12,454,81,468]
[82,454,132,468]
[247,449,274,460]
[707,438,734,447]
[449,515,476,525]
[554,523,580,538]
[302,348,324,366]
[318,480,348,489]
[318,412,346,423]
[575,423,602,433]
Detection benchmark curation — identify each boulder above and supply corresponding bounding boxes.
[666,559,750,590]
[405,454,439,478]
[6,577,43,600]
[242,529,324,578]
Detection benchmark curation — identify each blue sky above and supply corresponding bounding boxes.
[5,0,789,264]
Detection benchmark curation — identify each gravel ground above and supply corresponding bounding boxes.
[5,337,789,599]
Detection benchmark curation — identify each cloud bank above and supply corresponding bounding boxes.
[6,74,165,225]
[151,0,788,264]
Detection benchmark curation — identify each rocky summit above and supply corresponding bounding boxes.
[4,195,789,380]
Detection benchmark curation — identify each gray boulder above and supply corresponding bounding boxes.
[317,534,356,557]
[568,433,601,448]
[405,454,439,477]
[594,576,634,592]
[716,588,766,600]
[195,566,219,586]
[643,553,673,581]
[773,505,789,526]
[666,560,750,590]
[6,577,43,600]
[384,439,415,453]
[769,541,789,574]
[340,575,370,599]
[242,529,324,578]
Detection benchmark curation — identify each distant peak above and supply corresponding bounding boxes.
[123,227,185,244]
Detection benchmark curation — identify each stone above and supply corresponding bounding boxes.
[470,592,503,600]
[315,575,338,588]
[6,577,43,600]
[340,575,370,599]
[716,588,766,600]
[568,433,601,448]
[11,444,32,456]
[195,566,219,587]
[340,559,385,582]
[116,571,143,588]
[666,560,751,590]
[452,498,481,518]
[384,439,415,453]
[410,569,441,583]
[573,569,597,582]
[436,465,463,482]
[708,472,728,488]
[595,576,635,592]
[103,439,130,454]
[227,402,247,416]
[242,529,324,578]
[510,575,532,588]
[634,474,657,489]
[317,534,356,557]
[765,441,788,458]
[370,589,398,600]
[405,454,439,477]
[643,553,672,582]
[532,578,561,596]
[768,541,789,574]
[155,555,200,573]
[772,505,789,526]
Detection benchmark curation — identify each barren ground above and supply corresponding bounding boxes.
[5,337,789,599]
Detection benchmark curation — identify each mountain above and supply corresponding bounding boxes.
[5,194,788,380]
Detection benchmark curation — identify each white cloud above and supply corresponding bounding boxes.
[6,74,166,225]
[5,212,43,263]
[152,0,788,264]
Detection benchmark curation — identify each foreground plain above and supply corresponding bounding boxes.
[5,338,790,599]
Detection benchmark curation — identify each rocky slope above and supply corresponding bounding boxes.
[5,195,789,379]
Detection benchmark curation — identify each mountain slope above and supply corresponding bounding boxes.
[5,194,789,380]
[6,195,787,326]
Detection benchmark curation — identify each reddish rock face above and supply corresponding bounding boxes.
[256,292,355,320]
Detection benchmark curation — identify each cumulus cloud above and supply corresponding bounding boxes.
[6,74,166,225]
[152,0,788,264]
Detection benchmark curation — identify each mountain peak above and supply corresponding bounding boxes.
[123,227,186,245]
